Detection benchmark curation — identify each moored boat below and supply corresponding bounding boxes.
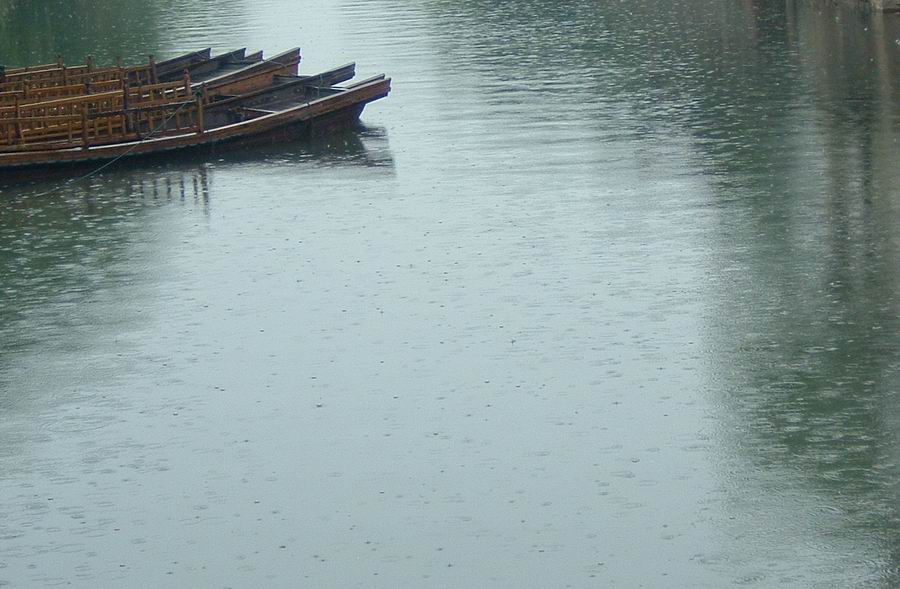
[0,48,209,92]
[0,48,278,106]
[0,59,390,172]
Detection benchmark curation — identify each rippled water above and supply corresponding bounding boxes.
[1,0,899,587]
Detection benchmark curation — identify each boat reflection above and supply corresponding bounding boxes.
[200,123,395,171]
[0,121,393,366]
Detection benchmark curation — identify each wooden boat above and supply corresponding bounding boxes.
[0,47,271,105]
[0,49,208,91]
[186,48,301,98]
[159,48,262,82]
[1,47,225,82]
[0,62,390,172]
[0,48,305,151]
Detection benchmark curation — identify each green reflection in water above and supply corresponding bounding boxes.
[0,0,262,66]
[419,0,900,582]
[0,0,179,66]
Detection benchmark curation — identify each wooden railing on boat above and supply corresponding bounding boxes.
[0,98,203,152]
[0,73,202,151]
[129,76,194,107]
[3,60,64,76]
[0,49,258,107]
[0,91,123,121]
[0,56,157,94]
[0,48,237,92]
[0,75,193,120]
[0,65,155,93]
[0,79,124,106]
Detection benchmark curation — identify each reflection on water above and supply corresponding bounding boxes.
[0,0,253,66]
[0,165,211,376]
[694,4,900,582]
[199,125,395,171]
[0,0,899,587]
[0,0,166,66]
[0,122,392,360]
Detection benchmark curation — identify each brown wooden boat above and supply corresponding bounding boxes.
[188,48,300,98]
[0,48,212,92]
[0,61,390,172]
[0,47,275,106]
[0,48,305,152]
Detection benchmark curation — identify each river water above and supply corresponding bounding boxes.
[0,0,899,587]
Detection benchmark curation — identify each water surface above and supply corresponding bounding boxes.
[1,0,899,587]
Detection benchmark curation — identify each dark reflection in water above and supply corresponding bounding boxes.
[201,125,395,171]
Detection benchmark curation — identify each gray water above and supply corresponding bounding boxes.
[1,0,899,587]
